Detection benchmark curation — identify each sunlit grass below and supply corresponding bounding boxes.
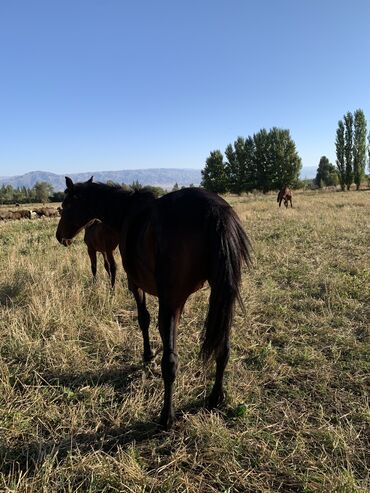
[0,190,369,492]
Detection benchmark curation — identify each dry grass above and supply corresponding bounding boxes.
[0,190,369,492]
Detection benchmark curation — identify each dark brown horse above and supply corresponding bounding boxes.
[277,186,293,208]
[56,177,251,429]
[84,219,119,288]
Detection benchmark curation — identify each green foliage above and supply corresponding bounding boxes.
[141,185,166,197]
[34,181,54,203]
[130,179,143,190]
[225,137,256,194]
[202,128,301,194]
[353,109,367,190]
[0,182,55,204]
[201,150,229,193]
[336,119,346,190]
[268,127,302,189]
[50,191,65,202]
[344,111,354,190]
[315,156,338,187]
[172,182,179,192]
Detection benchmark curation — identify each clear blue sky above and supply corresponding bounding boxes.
[0,0,369,176]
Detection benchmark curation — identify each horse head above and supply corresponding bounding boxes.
[56,176,94,246]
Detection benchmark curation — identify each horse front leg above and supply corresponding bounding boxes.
[88,248,97,281]
[106,250,117,289]
[128,279,154,362]
[158,302,180,430]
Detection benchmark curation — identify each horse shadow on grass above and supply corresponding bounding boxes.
[1,363,213,475]
[1,363,160,474]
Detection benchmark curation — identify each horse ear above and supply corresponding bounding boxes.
[87,176,93,184]
[65,176,74,190]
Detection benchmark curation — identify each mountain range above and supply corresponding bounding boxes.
[0,169,202,191]
[0,166,316,191]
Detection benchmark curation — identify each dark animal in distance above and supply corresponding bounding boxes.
[56,177,252,430]
[0,209,32,220]
[84,219,119,288]
[277,186,293,208]
[33,207,60,218]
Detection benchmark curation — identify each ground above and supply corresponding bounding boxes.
[0,190,369,492]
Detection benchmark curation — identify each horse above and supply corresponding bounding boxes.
[277,186,293,208]
[56,177,252,430]
[84,219,119,288]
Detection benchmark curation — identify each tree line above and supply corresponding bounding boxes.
[201,127,302,194]
[316,108,368,189]
[0,180,172,205]
[0,181,61,204]
[335,109,368,190]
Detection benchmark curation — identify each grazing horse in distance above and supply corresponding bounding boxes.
[277,186,293,208]
[56,177,252,430]
[84,219,119,288]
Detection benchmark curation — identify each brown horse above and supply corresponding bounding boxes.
[56,177,251,429]
[277,186,293,208]
[84,219,119,288]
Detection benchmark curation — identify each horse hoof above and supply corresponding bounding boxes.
[143,350,155,363]
[207,389,225,410]
[159,410,175,430]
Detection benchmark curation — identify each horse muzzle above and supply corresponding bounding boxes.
[56,230,73,246]
[61,238,73,247]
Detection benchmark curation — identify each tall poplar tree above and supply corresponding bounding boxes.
[335,120,346,191]
[368,130,370,175]
[353,109,367,190]
[344,111,354,190]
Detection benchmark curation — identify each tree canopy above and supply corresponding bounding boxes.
[315,156,338,187]
[202,128,301,194]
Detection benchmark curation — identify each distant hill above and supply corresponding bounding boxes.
[0,169,203,191]
[0,165,315,191]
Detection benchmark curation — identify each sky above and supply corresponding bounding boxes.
[0,0,369,177]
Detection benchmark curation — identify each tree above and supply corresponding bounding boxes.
[130,180,142,190]
[34,181,54,203]
[268,127,302,189]
[254,128,272,193]
[353,109,367,190]
[344,111,354,190]
[201,150,228,193]
[252,127,301,192]
[368,130,370,175]
[315,156,338,187]
[225,137,256,194]
[336,119,346,191]
[172,182,179,192]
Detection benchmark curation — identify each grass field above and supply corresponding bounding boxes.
[0,190,369,492]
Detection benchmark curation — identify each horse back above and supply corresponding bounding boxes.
[122,188,234,303]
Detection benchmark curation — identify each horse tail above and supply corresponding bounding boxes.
[201,206,252,361]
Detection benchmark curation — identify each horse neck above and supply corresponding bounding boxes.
[88,186,154,233]
[89,186,132,232]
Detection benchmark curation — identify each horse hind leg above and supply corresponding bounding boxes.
[208,339,230,409]
[158,302,180,430]
[103,253,112,283]
[129,280,154,362]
